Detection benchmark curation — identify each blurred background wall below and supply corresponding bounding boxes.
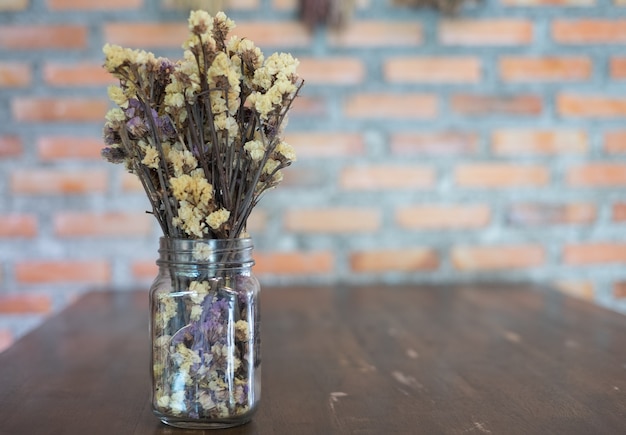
[2,0,626,351]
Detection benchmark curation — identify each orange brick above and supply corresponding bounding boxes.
[273,0,369,9]
[507,203,596,226]
[501,0,594,4]
[11,169,107,194]
[604,131,626,153]
[54,212,153,237]
[614,282,626,298]
[0,0,28,11]
[15,260,111,284]
[340,165,435,190]
[390,132,479,156]
[43,63,115,86]
[102,22,187,48]
[131,260,157,280]
[396,204,491,230]
[284,208,381,233]
[297,58,366,85]
[12,98,109,122]
[236,21,311,47]
[122,173,144,192]
[567,163,626,187]
[328,21,422,47]
[47,0,142,9]
[0,329,12,354]
[384,57,481,83]
[37,136,103,160]
[254,251,334,275]
[284,132,365,158]
[272,0,296,8]
[291,96,327,118]
[609,57,626,79]
[553,20,626,44]
[612,202,626,221]
[162,0,259,8]
[0,25,87,50]
[0,293,52,314]
[557,94,626,118]
[563,243,626,265]
[440,19,533,46]
[553,281,595,301]
[0,63,31,87]
[492,129,588,155]
[281,167,325,188]
[0,214,37,238]
[451,245,545,271]
[451,94,542,116]
[350,248,439,273]
[345,93,438,119]
[104,21,311,48]
[246,209,267,233]
[499,57,591,82]
[455,164,549,188]
[0,136,22,158]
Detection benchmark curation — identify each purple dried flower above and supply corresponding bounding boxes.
[126,116,148,137]
[128,98,142,111]
[156,115,176,139]
[101,146,127,163]
[159,58,175,75]
[103,125,120,146]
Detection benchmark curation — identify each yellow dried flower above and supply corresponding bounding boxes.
[234,320,250,341]
[170,173,214,206]
[189,280,209,303]
[252,69,272,91]
[173,200,206,237]
[165,90,185,109]
[264,52,299,77]
[107,85,128,108]
[214,11,235,34]
[206,208,230,230]
[230,37,264,69]
[102,43,129,72]
[168,147,198,177]
[272,170,284,184]
[170,391,186,415]
[105,108,126,123]
[156,394,170,409]
[251,93,273,119]
[262,158,280,175]
[214,113,239,138]
[141,143,160,169]
[188,9,213,33]
[244,140,265,162]
[276,141,296,162]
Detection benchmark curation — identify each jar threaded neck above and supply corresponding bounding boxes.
[157,237,254,269]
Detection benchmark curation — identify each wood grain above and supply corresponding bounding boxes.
[0,284,624,434]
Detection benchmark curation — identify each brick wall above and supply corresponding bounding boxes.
[2,0,626,351]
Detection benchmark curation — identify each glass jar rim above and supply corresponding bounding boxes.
[157,237,254,268]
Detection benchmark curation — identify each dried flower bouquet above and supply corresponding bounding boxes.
[102,10,301,241]
[101,10,301,425]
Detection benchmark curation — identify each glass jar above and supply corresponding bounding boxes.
[149,237,260,429]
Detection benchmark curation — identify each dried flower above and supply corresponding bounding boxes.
[102,10,303,240]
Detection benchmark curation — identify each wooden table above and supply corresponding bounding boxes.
[0,284,624,434]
